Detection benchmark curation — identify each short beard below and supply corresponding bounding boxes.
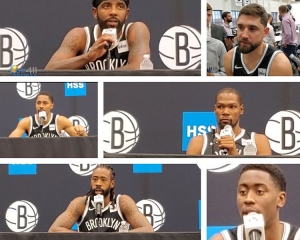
[97,16,125,33]
[238,39,261,54]
[90,187,110,198]
[218,120,238,129]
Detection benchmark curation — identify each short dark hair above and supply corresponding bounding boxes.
[240,164,286,191]
[36,91,54,103]
[215,88,242,105]
[92,0,129,8]
[222,11,230,20]
[207,3,212,11]
[279,5,288,13]
[238,3,268,27]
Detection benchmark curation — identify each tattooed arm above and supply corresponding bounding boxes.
[118,22,151,70]
[48,197,85,232]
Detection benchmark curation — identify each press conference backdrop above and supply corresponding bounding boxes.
[104,82,300,156]
[0,82,98,137]
[0,0,201,71]
[207,164,300,239]
[1,164,201,232]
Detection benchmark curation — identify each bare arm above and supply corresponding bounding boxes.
[8,117,30,137]
[48,197,85,232]
[119,195,154,232]
[255,133,272,155]
[224,49,234,76]
[118,22,151,70]
[186,136,203,155]
[210,233,225,240]
[58,116,87,137]
[45,28,88,70]
[269,53,293,76]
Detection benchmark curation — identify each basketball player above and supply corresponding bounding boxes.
[9,91,87,138]
[186,88,271,155]
[224,3,292,76]
[48,165,154,232]
[45,0,150,70]
[210,164,300,240]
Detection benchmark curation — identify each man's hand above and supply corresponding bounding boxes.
[283,44,287,48]
[207,72,215,76]
[86,34,115,62]
[217,136,239,155]
[74,125,87,136]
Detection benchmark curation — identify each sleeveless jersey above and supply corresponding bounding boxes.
[201,129,256,155]
[83,23,133,70]
[220,222,300,240]
[26,113,60,138]
[232,44,281,76]
[78,194,125,232]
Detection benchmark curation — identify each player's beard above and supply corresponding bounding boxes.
[218,119,238,129]
[97,15,125,33]
[91,187,111,198]
[238,38,261,54]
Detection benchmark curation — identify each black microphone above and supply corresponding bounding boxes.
[94,194,104,218]
[210,125,216,155]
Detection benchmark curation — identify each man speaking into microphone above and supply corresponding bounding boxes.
[210,164,300,240]
[48,164,153,232]
[186,87,271,155]
[45,0,151,70]
[9,91,87,138]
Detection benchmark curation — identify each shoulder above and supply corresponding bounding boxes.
[210,233,225,240]
[19,117,31,127]
[57,115,73,128]
[119,194,135,205]
[62,27,87,50]
[269,51,292,76]
[127,22,150,35]
[186,135,204,155]
[254,133,272,155]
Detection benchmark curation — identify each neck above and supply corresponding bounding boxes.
[243,42,266,62]
[224,21,229,25]
[264,220,283,240]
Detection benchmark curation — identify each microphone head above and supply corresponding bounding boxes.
[220,125,234,138]
[38,110,47,121]
[102,28,117,46]
[94,194,104,205]
[243,212,265,240]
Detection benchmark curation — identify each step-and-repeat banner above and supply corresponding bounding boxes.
[0,164,201,232]
[0,82,98,137]
[207,164,300,239]
[0,0,201,71]
[104,82,300,156]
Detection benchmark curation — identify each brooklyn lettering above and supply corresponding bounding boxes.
[31,133,58,138]
[85,59,127,70]
[85,218,121,231]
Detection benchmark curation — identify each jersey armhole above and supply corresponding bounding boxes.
[83,26,91,54]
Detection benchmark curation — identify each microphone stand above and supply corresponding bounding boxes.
[105,43,111,70]
[211,127,216,155]
[96,205,102,233]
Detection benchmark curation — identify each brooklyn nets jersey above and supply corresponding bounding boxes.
[232,44,281,76]
[201,129,256,155]
[26,113,60,138]
[220,222,300,240]
[83,23,133,70]
[78,194,126,232]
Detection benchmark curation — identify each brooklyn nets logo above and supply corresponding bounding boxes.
[265,110,300,155]
[6,200,38,232]
[159,25,201,70]
[203,163,240,173]
[0,27,29,70]
[16,83,41,100]
[103,110,140,153]
[69,164,98,176]
[136,199,165,231]
[61,115,89,137]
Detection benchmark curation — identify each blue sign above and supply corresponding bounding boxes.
[64,83,86,96]
[133,164,162,173]
[182,112,216,151]
[198,200,201,230]
[8,164,37,175]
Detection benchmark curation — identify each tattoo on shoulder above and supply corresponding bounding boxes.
[62,35,79,52]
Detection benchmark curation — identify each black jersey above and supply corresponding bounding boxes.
[220,222,300,240]
[78,195,126,232]
[232,44,281,76]
[201,129,256,155]
[26,113,60,138]
[83,23,133,70]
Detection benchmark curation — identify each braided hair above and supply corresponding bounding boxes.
[86,164,116,208]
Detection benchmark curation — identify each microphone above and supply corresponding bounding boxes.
[219,125,234,155]
[243,212,265,240]
[38,111,47,127]
[94,194,104,218]
[102,28,117,49]
[289,54,300,66]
